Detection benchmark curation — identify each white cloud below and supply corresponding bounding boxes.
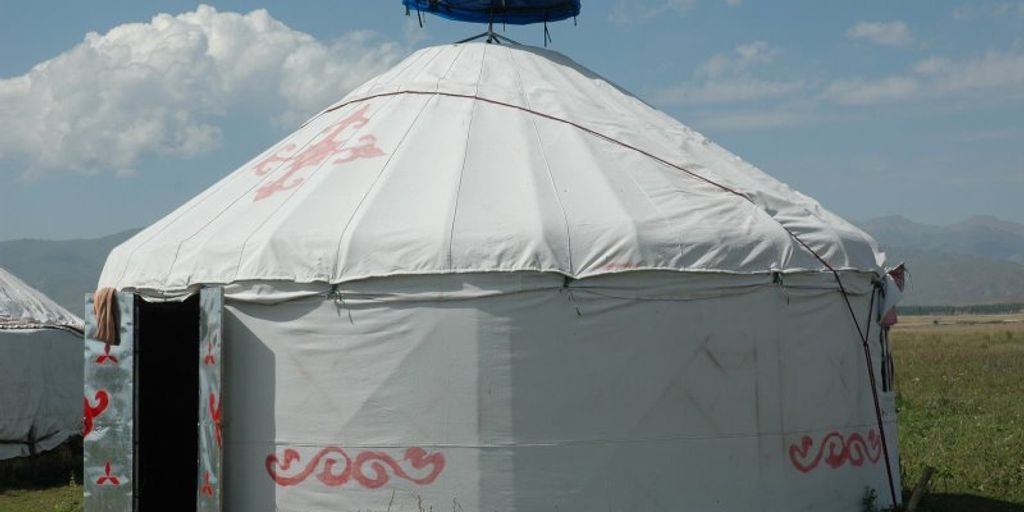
[698,41,781,78]
[930,50,1024,95]
[846,21,913,47]
[610,0,696,23]
[822,49,1024,106]
[912,56,952,75]
[952,2,1024,20]
[653,41,803,105]
[609,0,740,24]
[0,5,402,178]
[821,77,919,105]
[694,109,813,131]
[953,128,1022,142]
[655,79,803,104]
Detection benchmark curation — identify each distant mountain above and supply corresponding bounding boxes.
[0,229,138,314]
[1,215,1023,309]
[861,215,1024,265]
[858,215,1024,306]
[879,247,1024,306]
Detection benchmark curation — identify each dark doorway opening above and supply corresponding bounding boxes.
[134,295,200,511]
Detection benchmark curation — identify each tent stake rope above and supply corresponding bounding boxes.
[312,88,900,504]
[859,284,898,506]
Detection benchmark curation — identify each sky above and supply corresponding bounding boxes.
[1,0,1022,241]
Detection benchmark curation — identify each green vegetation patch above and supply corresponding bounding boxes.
[893,319,1024,510]
[0,481,81,512]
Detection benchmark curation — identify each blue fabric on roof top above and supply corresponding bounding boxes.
[402,0,580,25]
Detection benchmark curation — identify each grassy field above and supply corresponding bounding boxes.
[0,482,81,512]
[0,440,82,512]
[1,313,1021,511]
[892,313,1024,511]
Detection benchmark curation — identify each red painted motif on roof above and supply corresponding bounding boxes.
[251,104,385,200]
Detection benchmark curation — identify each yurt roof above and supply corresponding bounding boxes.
[100,42,884,293]
[0,266,84,333]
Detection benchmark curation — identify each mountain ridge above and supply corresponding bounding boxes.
[0,229,140,315]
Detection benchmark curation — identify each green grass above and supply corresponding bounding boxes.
[0,440,82,512]
[0,481,81,512]
[893,315,1024,511]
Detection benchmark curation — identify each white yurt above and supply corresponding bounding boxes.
[0,266,84,460]
[88,37,904,512]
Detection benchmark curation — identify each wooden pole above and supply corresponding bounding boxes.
[906,465,935,512]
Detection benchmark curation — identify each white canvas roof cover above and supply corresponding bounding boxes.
[100,43,884,293]
[0,266,83,332]
[1,266,83,460]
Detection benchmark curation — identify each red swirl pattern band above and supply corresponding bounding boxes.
[266,446,445,488]
[788,429,882,473]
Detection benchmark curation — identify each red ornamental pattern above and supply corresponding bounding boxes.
[201,471,214,497]
[251,104,385,200]
[95,343,118,365]
[204,339,216,365]
[266,447,445,489]
[788,429,883,473]
[209,393,222,448]
[83,390,109,438]
[96,461,121,486]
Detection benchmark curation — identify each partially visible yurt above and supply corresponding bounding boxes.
[86,4,905,511]
[0,265,84,460]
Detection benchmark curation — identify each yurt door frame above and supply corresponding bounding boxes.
[84,287,224,512]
